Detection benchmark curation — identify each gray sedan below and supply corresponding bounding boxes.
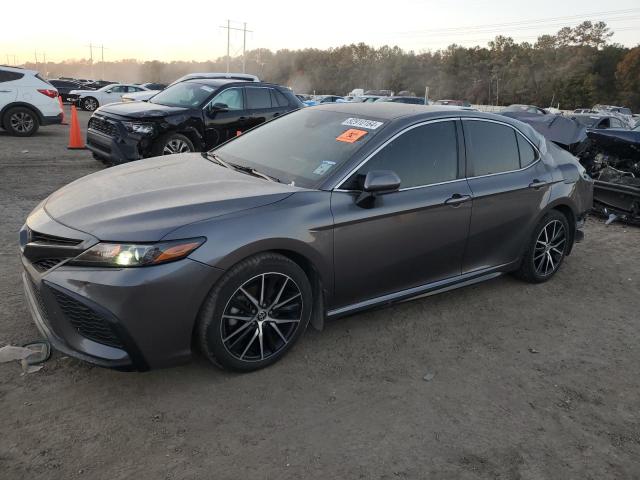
[20,104,593,371]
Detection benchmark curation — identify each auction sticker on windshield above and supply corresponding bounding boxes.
[312,160,336,175]
[336,128,368,143]
[341,118,383,130]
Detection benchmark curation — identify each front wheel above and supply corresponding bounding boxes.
[515,210,570,283]
[151,133,195,156]
[82,97,98,111]
[197,253,312,371]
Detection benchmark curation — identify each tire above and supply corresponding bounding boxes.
[82,97,99,111]
[92,152,113,166]
[151,133,195,156]
[3,107,39,136]
[515,210,571,283]
[197,253,312,371]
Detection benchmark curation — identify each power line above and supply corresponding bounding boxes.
[220,20,252,73]
[385,7,640,35]
[390,15,640,38]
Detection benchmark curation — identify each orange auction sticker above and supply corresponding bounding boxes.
[336,128,368,143]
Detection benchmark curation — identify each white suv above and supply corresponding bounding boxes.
[0,65,62,136]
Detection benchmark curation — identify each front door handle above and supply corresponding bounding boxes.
[238,116,248,121]
[528,179,549,190]
[444,194,471,207]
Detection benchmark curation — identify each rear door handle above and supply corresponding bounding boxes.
[238,116,248,121]
[528,179,549,189]
[444,194,471,207]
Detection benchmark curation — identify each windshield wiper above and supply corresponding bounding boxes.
[202,151,233,170]
[229,163,281,183]
[203,151,281,183]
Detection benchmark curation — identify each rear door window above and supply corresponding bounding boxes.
[464,121,520,176]
[345,120,458,189]
[246,87,272,109]
[270,89,289,107]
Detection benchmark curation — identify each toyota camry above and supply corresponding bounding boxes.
[20,103,593,371]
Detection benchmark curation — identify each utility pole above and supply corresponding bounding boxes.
[496,77,499,106]
[100,44,108,79]
[87,42,94,79]
[34,50,38,68]
[242,22,247,73]
[220,21,252,74]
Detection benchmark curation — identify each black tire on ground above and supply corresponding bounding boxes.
[515,209,571,283]
[151,133,195,156]
[197,253,312,371]
[82,97,99,111]
[3,107,39,136]
[92,152,113,166]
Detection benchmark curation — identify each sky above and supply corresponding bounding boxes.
[1,0,639,64]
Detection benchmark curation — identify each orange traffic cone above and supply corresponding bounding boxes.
[58,96,68,125]
[67,105,86,150]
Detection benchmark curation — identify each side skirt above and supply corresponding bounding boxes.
[327,262,517,319]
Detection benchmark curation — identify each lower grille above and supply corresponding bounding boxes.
[50,289,124,349]
[28,277,50,320]
[88,117,117,137]
[32,258,64,272]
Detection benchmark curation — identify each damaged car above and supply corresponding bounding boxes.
[86,79,303,164]
[502,110,640,223]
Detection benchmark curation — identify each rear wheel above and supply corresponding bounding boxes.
[82,97,98,111]
[197,253,312,371]
[152,133,195,156]
[3,107,39,136]
[515,210,570,283]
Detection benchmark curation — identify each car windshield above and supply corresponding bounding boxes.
[150,82,214,108]
[212,109,386,188]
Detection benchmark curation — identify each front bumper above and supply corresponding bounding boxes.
[20,215,224,370]
[86,114,154,164]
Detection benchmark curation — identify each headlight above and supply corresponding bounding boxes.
[122,121,154,135]
[67,238,205,267]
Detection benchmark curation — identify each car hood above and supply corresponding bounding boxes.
[97,100,188,118]
[44,153,297,241]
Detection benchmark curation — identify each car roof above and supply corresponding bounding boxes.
[182,78,285,89]
[0,65,36,74]
[312,103,545,146]
[313,102,502,121]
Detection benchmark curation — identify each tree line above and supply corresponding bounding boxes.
[29,21,640,111]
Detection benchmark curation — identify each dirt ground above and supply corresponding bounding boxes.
[1,107,639,480]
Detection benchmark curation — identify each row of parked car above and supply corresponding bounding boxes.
[296,93,472,108]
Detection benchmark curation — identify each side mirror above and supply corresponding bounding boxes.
[207,103,229,117]
[356,170,401,207]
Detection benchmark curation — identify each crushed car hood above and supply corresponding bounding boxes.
[97,101,188,118]
[587,129,640,159]
[44,154,296,241]
[501,111,588,155]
